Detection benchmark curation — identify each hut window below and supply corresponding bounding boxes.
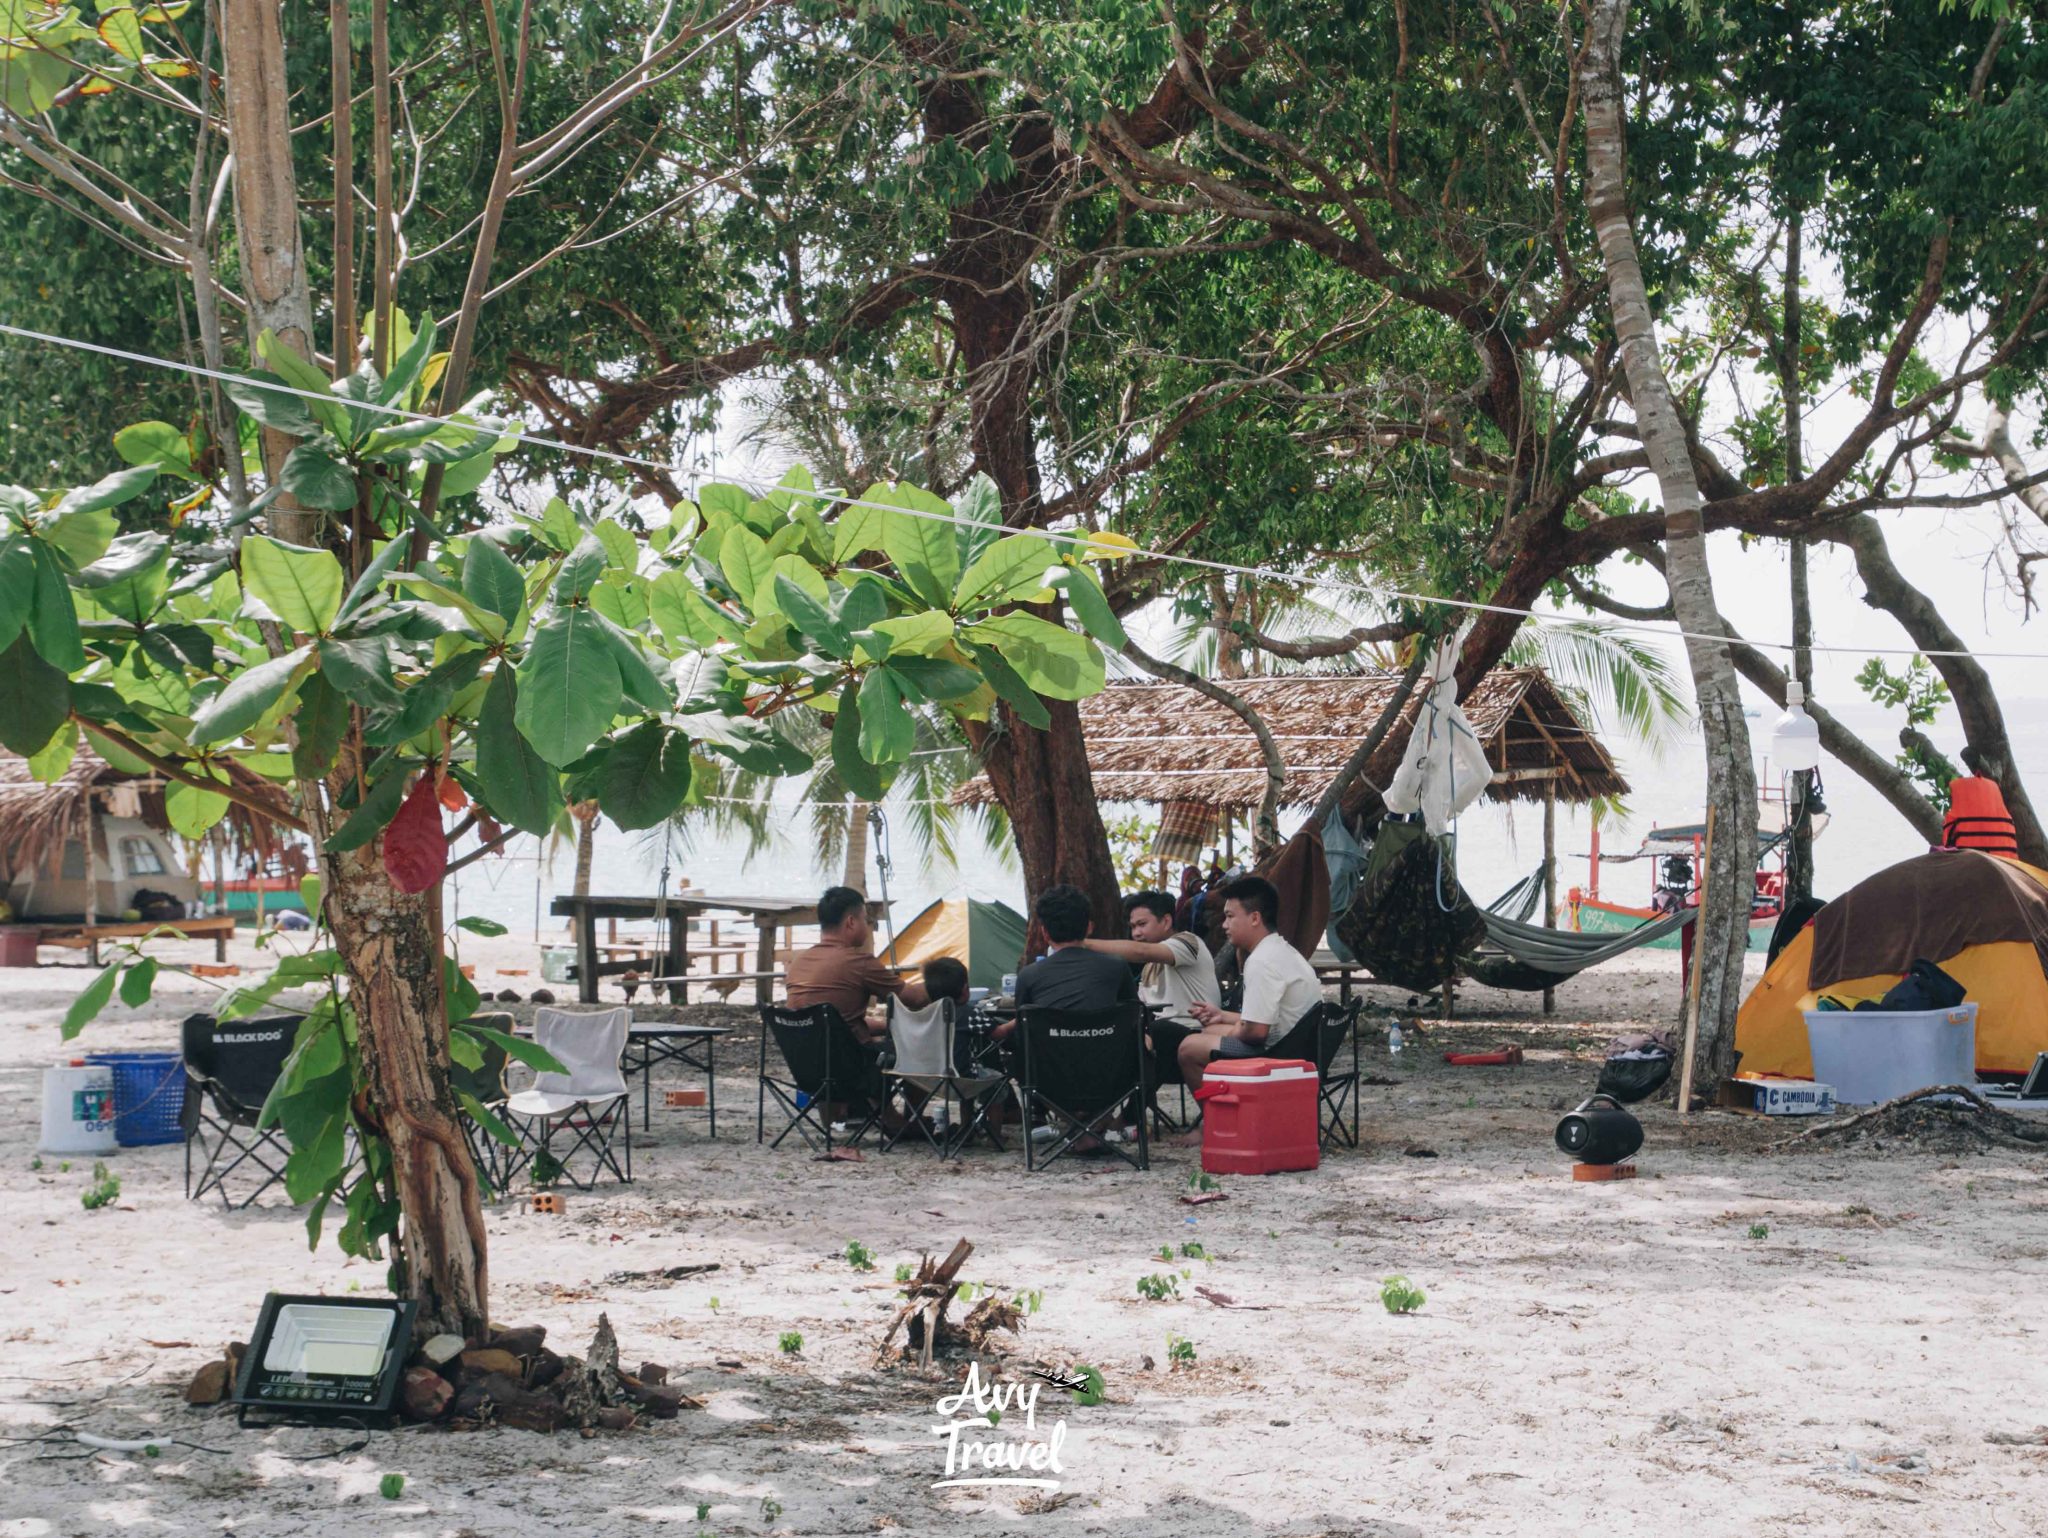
[121,837,167,877]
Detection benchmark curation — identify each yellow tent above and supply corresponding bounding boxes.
[1736,855,2048,1078]
[878,897,1028,991]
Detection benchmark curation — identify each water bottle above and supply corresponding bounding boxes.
[1387,1020,1404,1057]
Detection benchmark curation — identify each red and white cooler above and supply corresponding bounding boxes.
[1195,1058,1320,1175]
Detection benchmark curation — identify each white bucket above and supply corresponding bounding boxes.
[41,1062,119,1155]
[1802,1003,1978,1105]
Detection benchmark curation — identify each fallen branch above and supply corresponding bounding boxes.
[1776,1083,2048,1149]
[878,1238,974,1370]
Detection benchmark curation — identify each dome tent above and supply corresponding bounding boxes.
[1735,849,2048,1079]
[879,897,1029,992]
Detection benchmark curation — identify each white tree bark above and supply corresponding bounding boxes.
[1583,0,1758,1089]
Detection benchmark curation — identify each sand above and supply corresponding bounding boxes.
[3,933,2046,1537]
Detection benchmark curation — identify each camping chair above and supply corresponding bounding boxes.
[502,1007,632,1190]
[879,997,1010,1158]
[181,1012,301,1209]
[451,1013,515,1196]
[1261,998,1365,1148]
[756,1003,884,1154]
[1017,1002,1150,1173]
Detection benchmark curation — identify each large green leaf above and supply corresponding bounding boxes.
[257,330,351,439]
[596,720,695,830]
[164,774,231,838]
[112,421,195,477]
[317,635,400,708]
[475,667,561,835]
[280,444,361,512]
[879,487,960,606]
[220,369,319,436]
[325,768,409,853]
[952,473,1004,569]
[553,533,608,602]
[42,508,121,571]
[61,963,122,1041]
[589,611,672,713]
[25,543,84,670]
[363,650,484,747]
[1055,563,1129,649]
[857,667,915,764]
[0,540,32,654]
[190,645,312,745]
[718,525,772,610]
[861,611,955,659]
[829,680,888,800]
[963,614,1104,700]
[955,533,1058,610]
[960,639,1051,729]
[833,489,890,563]
[75,534,169,626]
[336,533,410,621]
[0,635,69,755]
[889,656,984,701]
[773,573,851,657]
[462,535,525,625]
[516,607,622,766]
[293,671,349,777]
[27,721,78,781]
[50,464,159,523]
[649,571,743,647]
[591,518,638,570]
[242,536,345,635]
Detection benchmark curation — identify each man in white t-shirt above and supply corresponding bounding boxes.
[1179,875,1322,1089]
[1081,890,1221,1024]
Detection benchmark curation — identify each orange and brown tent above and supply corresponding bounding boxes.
[1736,849,2048,1078]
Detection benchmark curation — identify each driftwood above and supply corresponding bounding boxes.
[1777,1084,2048,1151]
[879,1239,974,1370]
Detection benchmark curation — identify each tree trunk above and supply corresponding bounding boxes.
[1830,514,2047,864]
[1584,0,1757,1086]
[971,701,1126,938]
[573,804,597,901]
[1780,210,1816,903]
[1123,637,1284,858]
[841,801,870,891]
[219,0,319,548]
[321,845,489,1341]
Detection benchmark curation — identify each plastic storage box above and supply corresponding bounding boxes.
[1802,1003,1976,1105]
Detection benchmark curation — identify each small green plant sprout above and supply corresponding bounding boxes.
[778,1330,803,1355]
[1380,1275,1427,1315]
[1158,1244,1174,1262]
[1178,1241,1207,1260]
[707,1295,720,1311]
[695,1502,711,1521]
[1186,1170,1221,1193]
[379,1473,405,1500]
[844,1240,875,1272]
[29,1156,41,1172]
[760,1496,784,1522]
[986,1406,1002,1426]
[1136,1272,1180,1301]
[59,1160,72,1173]
[1012,1289,1043,1315]
[1071,1364,1106,1406]
[894,1262,913,1283]
[1747,1223,1770,1241]
[528,1148,565,1189]
[80,1161,120,1211]
[1166,1333,1196,1370]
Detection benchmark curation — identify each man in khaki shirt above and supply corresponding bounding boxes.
[786,886,928,1043]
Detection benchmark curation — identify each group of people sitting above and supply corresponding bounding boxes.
[782,874,1321,1132]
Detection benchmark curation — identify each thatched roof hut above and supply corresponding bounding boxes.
[0,741,292,885]
[953,667,1628,812]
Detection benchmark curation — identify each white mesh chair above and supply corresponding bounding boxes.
[880,997,1010,1157]
[503,1006,632,1188]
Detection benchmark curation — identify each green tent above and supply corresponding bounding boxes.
[880,897,1029,990]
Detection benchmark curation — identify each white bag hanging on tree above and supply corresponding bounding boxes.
[1383,622,1493,834]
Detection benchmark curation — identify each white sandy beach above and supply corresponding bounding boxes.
[2,935,2045,1538]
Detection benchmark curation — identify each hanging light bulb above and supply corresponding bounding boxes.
[1771,681,1822,773]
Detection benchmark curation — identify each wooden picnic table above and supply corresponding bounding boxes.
[34,914,236,965]
[548,893,886,1006]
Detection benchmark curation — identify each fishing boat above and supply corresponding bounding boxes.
[1567,790,1824,952]
[209,846,313,917]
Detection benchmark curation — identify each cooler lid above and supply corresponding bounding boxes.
[1203,1057,1316,1082]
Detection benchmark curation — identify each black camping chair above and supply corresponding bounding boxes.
[757,1004,883,1153]
[1018,1002,1150,1172]
[1261,998,1365,1148]
[181,1012,302,1208]
[451,1013,514,1196]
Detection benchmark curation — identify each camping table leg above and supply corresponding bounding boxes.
[752,915,777,1006]
[574,901,600,1004]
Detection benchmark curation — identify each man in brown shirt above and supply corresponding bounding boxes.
[785,886,928,1042]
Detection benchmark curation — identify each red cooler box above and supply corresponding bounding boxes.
[1196,1058,1320,1175]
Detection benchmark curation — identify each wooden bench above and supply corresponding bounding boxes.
[35,914,236,965]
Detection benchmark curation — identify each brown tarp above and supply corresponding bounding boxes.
[1257,824,1331,959]
[1808,849,2048,986]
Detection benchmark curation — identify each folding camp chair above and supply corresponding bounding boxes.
[879,997,1011,1157]
[1262,998,1365,1148]
[1018,1002,1150,1172]
[451,1013,515,1195]
[182,1012,301,1208]
[502,1007,632,1189]
[756,1003,883,1154]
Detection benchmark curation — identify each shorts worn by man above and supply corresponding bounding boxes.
[786,885,928,1042]
[1181,874,1322,1088]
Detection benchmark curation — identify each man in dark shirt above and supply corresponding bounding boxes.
[1014,884,1137,1010]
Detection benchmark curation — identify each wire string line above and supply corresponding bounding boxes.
[3,320,2040,664]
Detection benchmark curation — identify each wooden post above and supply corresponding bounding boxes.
[752,909,777,1007]
[574,898,600,1005]
[1677,806,1717,1115]
[83,794,100,963]
[1543,783,1558,1017]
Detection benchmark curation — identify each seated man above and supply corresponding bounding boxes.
[1013,883,1137,1013]
[786,885,929,1046]
[1083,889,1221,1098]
[1180,874,1321,1089]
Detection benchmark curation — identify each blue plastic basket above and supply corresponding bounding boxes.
[84,1051,186,1147]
